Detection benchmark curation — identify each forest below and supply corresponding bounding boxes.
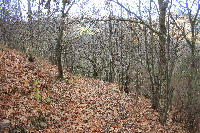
[0,0,200,132]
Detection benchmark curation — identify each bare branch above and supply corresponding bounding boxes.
[169,12,192,47]
[65,0,76,15]
[193,2,200,22]
[110,0,164,37]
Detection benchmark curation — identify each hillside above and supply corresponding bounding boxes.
[0,48,188,132]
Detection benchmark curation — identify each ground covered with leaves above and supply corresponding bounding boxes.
[0,48,188,132]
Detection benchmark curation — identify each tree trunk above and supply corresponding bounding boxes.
[157,0,168,125]
[55,0,75,79]
[56,17,65,79]
[27,0,33,52]
[55,2,66,79]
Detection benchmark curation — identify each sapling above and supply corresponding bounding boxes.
[33,81,41,100]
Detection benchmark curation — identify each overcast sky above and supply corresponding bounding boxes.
[19,0,199,19]
[20,0,153,18]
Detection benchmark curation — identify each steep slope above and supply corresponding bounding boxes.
[0,47,188,132]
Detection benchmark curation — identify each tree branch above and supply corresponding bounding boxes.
[169,12,192,47]
[65,0,75,15]
[110,0,165,37]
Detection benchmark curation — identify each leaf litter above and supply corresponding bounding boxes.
[0,48,188,132]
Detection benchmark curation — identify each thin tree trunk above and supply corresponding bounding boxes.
[27,0,33,52]
[56,0,75,79]
[109,13,113,82]
[37,0,41,57]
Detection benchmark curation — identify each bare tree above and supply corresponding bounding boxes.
[169,0,200,131]
[55,0,75,79]
[110,0,170,125]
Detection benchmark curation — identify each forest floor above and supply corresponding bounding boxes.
[0,47,188,132]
